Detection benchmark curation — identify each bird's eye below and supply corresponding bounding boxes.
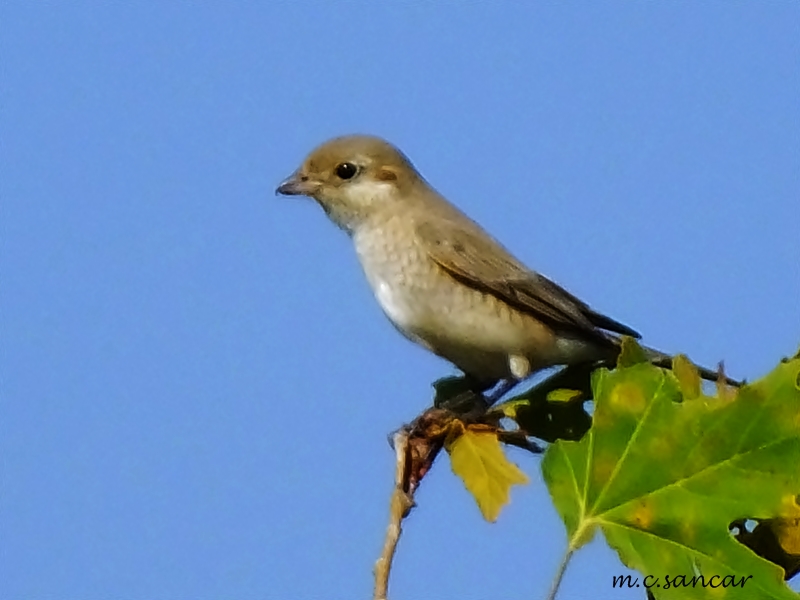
[335,162,358,180]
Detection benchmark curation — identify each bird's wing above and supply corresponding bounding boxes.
[415,218,640,344]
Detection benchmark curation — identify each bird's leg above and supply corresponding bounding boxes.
[482,354,530,405]
[485,378,520,405]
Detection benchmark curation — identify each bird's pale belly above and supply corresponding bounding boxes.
[354,225,602,380]
[369,270,591,380]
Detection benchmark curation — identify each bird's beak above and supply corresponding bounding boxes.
[275,171,320,197]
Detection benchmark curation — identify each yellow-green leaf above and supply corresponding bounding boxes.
[772,507,800,557]
[672,354,702,399]
[490,397,528,421]
[542,357,800,599]
[616,336,649,367]
[445,422,528,522]
[547,388,584,403]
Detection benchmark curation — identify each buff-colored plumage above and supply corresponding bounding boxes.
[277,134,642,387]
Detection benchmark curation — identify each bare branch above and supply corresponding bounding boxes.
[373,430,415,600]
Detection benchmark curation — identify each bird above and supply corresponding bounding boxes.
[276,134,735,399]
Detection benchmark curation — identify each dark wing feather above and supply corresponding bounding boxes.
[416,219,640,345]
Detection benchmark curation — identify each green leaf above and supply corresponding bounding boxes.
[542,358,800,599]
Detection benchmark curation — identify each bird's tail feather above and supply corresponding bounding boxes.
[635,342,742,387]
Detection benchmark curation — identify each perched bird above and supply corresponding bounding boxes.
[277,134,733,397]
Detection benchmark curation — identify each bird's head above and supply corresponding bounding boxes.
[276,134,426,233]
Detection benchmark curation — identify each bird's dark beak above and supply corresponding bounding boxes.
[275,171,319,197]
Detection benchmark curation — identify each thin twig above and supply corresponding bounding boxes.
[497,429,544,454]
[373,430,415,600]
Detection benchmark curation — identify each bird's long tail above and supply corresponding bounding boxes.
[632,342,742,387]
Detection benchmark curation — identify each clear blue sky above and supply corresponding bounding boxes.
[3,3,798,599]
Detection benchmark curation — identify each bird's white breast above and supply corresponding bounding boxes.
[352,221,424,339]
[373,278,415,328]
